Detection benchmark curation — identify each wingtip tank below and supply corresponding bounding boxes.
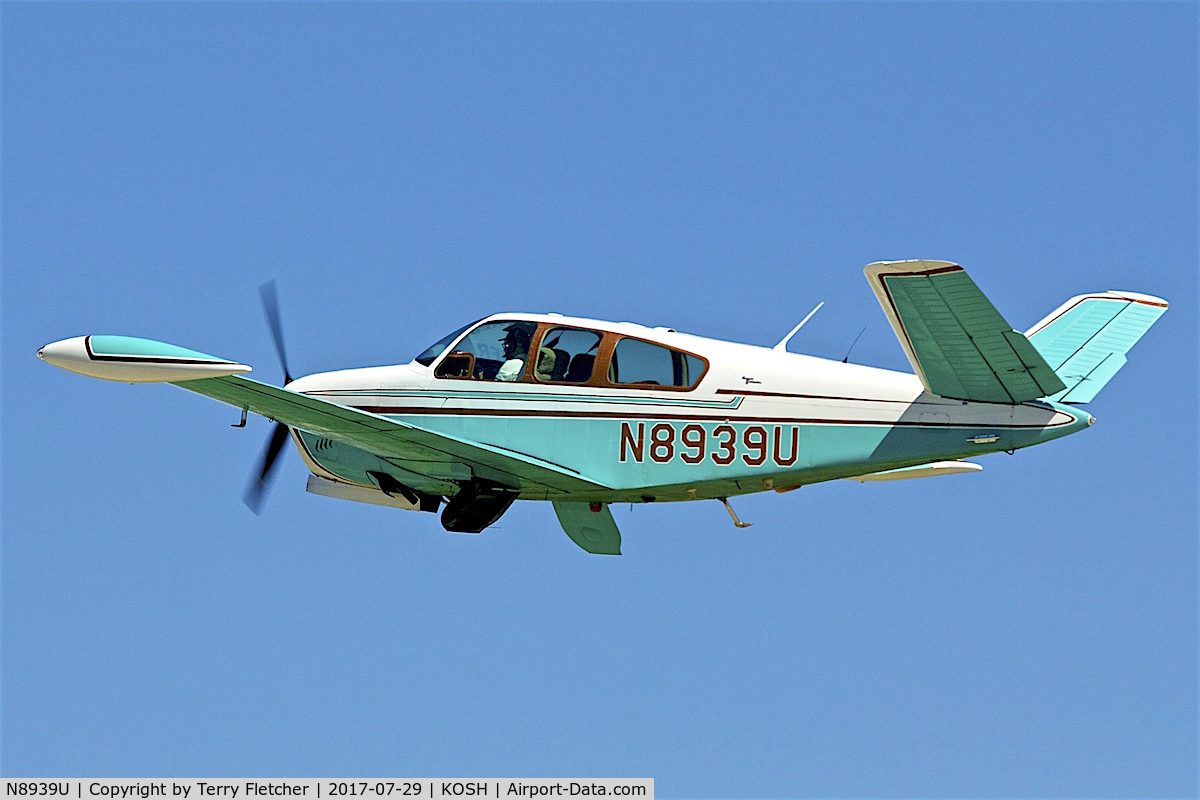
[38,335,251,383]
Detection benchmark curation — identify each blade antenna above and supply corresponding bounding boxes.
[773,302,824,352]
[259,280,293,385]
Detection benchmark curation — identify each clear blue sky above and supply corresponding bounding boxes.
[3,3,1196,795]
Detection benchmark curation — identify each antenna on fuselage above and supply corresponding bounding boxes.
[772,302,824,352]
[842,326,867,363]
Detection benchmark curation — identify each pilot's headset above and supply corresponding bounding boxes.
[502,325,532,357]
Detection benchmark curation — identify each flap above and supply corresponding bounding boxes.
[553,501,622,555]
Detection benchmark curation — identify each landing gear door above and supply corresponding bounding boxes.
[553,501,622,555]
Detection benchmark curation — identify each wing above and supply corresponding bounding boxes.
[864,260,1066,403]
[174,374,609,496]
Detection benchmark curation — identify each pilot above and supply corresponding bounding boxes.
[495,325,532,381]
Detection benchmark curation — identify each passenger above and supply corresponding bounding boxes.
[495,325,532,381]
[534,347,557,381]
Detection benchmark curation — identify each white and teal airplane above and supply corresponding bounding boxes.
[39,260,1166,554]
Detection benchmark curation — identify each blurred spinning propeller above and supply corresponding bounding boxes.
[243,280,294,514]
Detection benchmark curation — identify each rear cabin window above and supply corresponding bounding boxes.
[434,320,539,382]
[608,338,706,388]
[534,327,602,383]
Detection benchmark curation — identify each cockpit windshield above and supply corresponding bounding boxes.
[413,320,478,366]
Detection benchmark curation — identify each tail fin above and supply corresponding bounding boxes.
[864,260,1067,403]
[1025,291,1167,403]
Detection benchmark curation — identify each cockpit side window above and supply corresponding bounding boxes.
[533,327,603,383]
[607,337,707,388]
[434,320,539,382]
[414,321,478,367]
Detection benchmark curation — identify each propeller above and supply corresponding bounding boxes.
[242,280,295,514]
[259,279,293,385]
[243,420,291,514]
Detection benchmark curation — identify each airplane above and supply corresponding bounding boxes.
[37,260,1166,555]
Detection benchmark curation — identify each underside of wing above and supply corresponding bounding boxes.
[865,260,1066,403]
[174,374,609,497]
